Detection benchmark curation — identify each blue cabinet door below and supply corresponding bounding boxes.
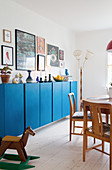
[40,83,52,126]
[25,83,39,129]
[5,84,24,136]
[53,82,62,121]
[62,82,70,117]
[0,85,5,138]
[70,81,77,111]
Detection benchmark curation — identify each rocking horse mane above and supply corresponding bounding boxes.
[21,126,35,147]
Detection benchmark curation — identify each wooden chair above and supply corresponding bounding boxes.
[0,126,35,162]
[83,100,112,169]
[68,93,92,141]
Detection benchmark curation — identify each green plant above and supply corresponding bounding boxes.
[0,64,12,75]
[110,82,112,86]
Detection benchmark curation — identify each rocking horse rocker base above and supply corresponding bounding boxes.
[0,153,40,169]
[0,126,40,169]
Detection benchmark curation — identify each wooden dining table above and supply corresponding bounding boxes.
[83,95,112,170]
[85,95,112,122]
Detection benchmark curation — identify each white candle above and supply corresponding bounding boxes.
[40,70,42,77]
[45,67,47,76]
[49,66,51,74]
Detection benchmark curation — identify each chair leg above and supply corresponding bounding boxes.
[106,114,108,124]
[83,134,86,162]
[110,141,112,170]
[102,141,104,152]
[73,121,75,133]
[70,119,72,141]
[86,135,87,150]
[94,138,95,144]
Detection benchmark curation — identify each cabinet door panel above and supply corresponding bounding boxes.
[62,82,70,117]
[40,83,52,126]
[70,81,77,111]
[53,82,62,121]
[25,83,39,129]
[0,85,5,137]
[5,84,24,136]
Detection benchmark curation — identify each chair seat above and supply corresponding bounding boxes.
[72,112,91,120]
[87,122,110,137]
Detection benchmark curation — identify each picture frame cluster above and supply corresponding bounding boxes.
[1,28,65,70]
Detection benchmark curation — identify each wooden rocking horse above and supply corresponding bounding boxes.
[0,126,35,162]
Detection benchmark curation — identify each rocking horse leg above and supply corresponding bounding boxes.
[0,142,11,157]
[23,147,28,159]
[16,144,26,162]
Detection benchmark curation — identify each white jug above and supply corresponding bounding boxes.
[107,86,112,98]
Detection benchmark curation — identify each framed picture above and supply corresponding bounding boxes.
[59,61,65,68]
[3,29,12,43]
[37,54,45,71]
[59,50,64,60]
[47,44,59,67]
[15,29,36,70]
[1,45,13,66]
[37,36,45,54]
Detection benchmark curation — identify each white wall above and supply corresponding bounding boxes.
[0,0,77,82]
[75,29,112,99]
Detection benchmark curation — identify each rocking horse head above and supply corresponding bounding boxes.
[21,126,35,147]
[25,126,35,136]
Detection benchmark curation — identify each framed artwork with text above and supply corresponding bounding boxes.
[15,29,36,70]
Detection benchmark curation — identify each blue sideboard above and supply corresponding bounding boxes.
[0,81,77,137]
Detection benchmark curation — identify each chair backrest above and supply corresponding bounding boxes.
[68,93,76,116]
[21,126,35,146]
[83,100,111,136]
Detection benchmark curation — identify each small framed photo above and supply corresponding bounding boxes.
[3,29,12,43]
[37,54,45,71]
[59,50,64,60]
[59,61,65,68]
[47,44,59,67]
[1,45,13,66]
[37,36,45,54]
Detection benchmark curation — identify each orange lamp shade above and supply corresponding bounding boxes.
[107,40,112,52]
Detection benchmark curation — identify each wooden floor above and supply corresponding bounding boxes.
[5,118,109,170]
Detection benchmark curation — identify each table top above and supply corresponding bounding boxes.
[83,95,112,105]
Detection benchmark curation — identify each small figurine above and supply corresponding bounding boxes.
[12,73,23,84]
[12,78,18,84]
